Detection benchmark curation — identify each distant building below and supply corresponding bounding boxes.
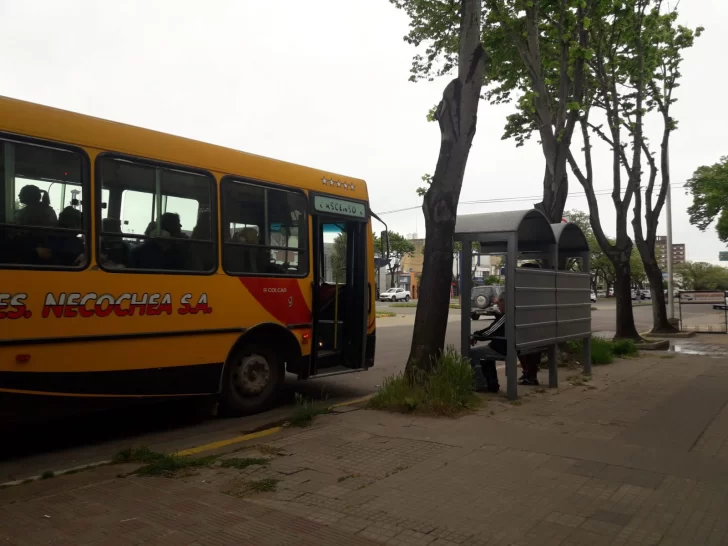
[655,236,686,268]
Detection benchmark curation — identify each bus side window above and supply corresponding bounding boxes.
[97,156,216,273]
[1,139,88,269]
[221,179,307,277]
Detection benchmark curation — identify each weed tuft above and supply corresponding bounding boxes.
[368,346,480,417]
[288,393,332,428]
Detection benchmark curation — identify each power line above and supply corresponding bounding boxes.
[374,183,686,216]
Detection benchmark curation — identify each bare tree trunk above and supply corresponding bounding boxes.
[406,0,486,373]
[612,253,641,340]
[536,167,569,223]
[636,241,675,333]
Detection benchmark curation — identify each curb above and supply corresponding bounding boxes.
[0,395,374,489]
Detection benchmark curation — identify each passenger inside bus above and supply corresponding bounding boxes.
[15,184,58,227]
[132,213,190,270]
[46,206,85,266]
[100,218,129,267]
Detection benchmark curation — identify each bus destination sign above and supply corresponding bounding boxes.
[314,195,366,218]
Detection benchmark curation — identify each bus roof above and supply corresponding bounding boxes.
[0,95,368,200]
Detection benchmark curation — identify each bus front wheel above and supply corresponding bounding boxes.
[219,344,281,416]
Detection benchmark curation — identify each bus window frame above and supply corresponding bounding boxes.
[220,176,309,279]
[94,151,219,276]
[0,131,92,272]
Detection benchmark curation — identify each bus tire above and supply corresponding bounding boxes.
[219,344,281,416]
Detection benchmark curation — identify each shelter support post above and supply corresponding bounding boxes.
[582,337,592,376]
[460,249,472,362]
[548,242,559,389]
[582,249,592,375]
[506,233,518,400]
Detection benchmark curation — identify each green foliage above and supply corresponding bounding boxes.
[676,261,728,291]
[289,393,332,428]
[113,446,166,464]
[393,0,595,218]
[368,346,480,417]
[612,339,638,357]
[568,337,637,365]
[482,275,503,285]
[589,338,614,365]
[686,156,728,242]
[245,478,279,493]
[135,453,217,477]
[385,231,416,285]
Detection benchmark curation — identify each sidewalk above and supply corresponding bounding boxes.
[4,350,728,545]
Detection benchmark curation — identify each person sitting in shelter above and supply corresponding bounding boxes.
[471,290,542,388]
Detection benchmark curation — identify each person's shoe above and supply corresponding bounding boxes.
[518,377,539,386]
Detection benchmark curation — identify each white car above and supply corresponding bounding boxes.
[379,288,411,302]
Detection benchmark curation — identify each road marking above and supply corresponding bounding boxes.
[176,427,283,456]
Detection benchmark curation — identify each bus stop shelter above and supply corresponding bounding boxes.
[455,209,592,399]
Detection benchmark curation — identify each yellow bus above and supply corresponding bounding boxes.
[0,96,381,416]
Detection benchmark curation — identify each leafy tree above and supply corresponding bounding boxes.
[392,0,487,372]
[387,231,417,287]
[404,0,595,223]
[567,0,699,337]
[686,156,728,242]
[568,209,614,292]
[676,262,728,291]
[482,275,503,285]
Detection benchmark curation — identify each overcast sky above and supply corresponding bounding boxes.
[1,0,725,263]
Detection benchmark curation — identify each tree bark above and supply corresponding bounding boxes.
[612,252,641,340]
[406,0,486,373]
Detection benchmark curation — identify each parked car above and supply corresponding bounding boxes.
[640,289,651,300]
[470,285,505,320]
[379,287,410,302]
[590,291,597,303]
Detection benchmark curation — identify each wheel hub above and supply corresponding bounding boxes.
[233,354,271,396]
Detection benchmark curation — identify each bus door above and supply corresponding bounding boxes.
[310,198,368,375]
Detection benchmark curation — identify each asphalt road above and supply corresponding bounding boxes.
[0,299,689,474]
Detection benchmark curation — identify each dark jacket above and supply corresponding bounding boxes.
[475,312,507,355]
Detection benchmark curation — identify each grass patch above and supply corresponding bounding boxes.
[246,478,279,493]
[368,346,480,417]
[566,337,638,366]
[219,457,269,469]
[136,454,217,477]
[113,446,167,464]
[590,337,615,365]
[40,470,54,480]
[660,354,676,359]
[612,339,638,357]
[258,445,285,457]
[288,393,332,428]
[376,311,396,318]
[115,447,216,477]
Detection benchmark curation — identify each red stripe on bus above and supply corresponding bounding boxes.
[238,278,311,325]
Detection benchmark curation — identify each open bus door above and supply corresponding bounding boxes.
[309,194,370,376]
